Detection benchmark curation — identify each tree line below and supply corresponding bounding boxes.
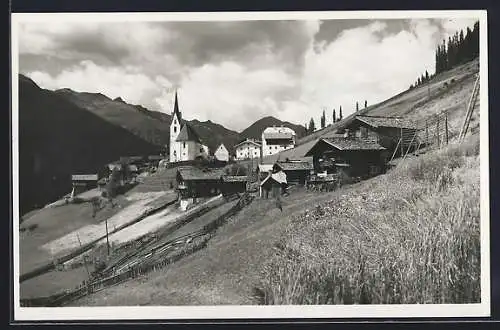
[305,100,368,135]
[409,21,479,90]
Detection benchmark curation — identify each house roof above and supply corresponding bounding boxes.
[322,138,386,151]
[275,161,313,171]
[260,171,287,186]
[354,115,417,129]
[177,166,225,181]
[176,123,202,143]
[235,139,261,149]
[305,137,385,156]
[263,132,294,140]
[222,175,248,182]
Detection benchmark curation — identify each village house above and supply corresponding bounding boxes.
[176,166,225,210]
[273,159,314,185]
[169,91,209,163]
[220,176,248,196]
[261,126,296,156]
[259,170,287,199]
[234,139,261,160]
[343,115,419,157]
[214,143,230,162]
[71,174,98,197]
[305,137,387,179]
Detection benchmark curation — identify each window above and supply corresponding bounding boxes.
[174,126,177,133]
[200,148,203,153]
[183,142,186,148]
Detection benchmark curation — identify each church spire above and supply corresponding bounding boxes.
[172,89,182,123]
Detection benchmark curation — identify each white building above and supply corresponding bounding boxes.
[214,143,229,162]
[261,126,296,156]
[234,139,261,160]
[169,91,207,163]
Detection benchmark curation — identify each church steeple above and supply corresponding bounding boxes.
[172,90,182,124]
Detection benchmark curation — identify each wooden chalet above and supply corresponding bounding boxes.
[260,170,287,198]
[176,166,226,200]
[220,176,248,195]
[305,137,387,179]
[71,174,98,196]
[273,160,313,185]
[257,164,273,180]
[344,115,419,156]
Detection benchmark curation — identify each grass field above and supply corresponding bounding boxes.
[257,134,480,305]
[71,133,480,306]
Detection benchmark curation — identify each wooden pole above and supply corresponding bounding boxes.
[445,112,449,145]
[400,128,404,157]
[436,115,440,148]
[425,119,429,146]
[77,233,91,280]
[105,219,110,256]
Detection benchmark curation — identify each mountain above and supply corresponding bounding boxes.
[54,88,241,153]
[18,74,160,215]
[240,116,307,141]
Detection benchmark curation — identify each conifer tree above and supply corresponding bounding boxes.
[333,108,336,123]
[364,100,367,108]
[320,109,326,129]
[356,101,359,112]
[339,106,343,121]
[309,117,316,133]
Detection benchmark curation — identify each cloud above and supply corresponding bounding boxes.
[27,60,173,107]
[18,17,480,132]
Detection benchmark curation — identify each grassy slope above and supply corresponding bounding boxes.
[258,134,480,304]
[260,58,479,164]
[71,59,481,306]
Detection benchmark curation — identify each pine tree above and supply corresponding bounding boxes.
[364,100,367,108]
[339,106,343,121]
[417,77,421,86]
[333,109,336,123]
[320,109,326,129]
[309,117,316,133]
[356,102,359,112]
[425,70,429,81]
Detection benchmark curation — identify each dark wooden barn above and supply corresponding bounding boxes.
[220,176,248,196]
[305,137,387,179]
[344,115,419,157]
[260,171,287,199]
[273,160,313,185]
[176,166,225,200]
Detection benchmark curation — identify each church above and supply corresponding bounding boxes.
[169,91,209,163]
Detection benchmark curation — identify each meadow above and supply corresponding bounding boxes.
[257,134,481,305]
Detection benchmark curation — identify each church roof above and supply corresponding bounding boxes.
[171,91,182,124]
[176,123,202,143]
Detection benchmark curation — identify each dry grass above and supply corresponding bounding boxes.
[257,134,480,305]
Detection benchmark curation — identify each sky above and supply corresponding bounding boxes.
[18,16,478,132]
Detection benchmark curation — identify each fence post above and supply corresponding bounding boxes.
[425,119,429,146]
[400,127,404,157]
[436,115,440,148]
[445,112,449,145]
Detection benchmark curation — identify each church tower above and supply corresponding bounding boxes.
[169,91,183,162]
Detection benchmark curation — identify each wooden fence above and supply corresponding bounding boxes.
[20,192,254,307]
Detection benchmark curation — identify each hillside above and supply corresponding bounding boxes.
[240,116,307,141]
[260,58,480,164]
[18,75,160,216]
[54,87,242,153]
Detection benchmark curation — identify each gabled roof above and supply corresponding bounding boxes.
[305,137,385,156]
[260,171,287,186]
[322,138,386,151]
[354,115,417,129]
[222,176,248,183]
[263,132,294,140]
[275,161,313,171]
[235,139,261,149]
[177,166,225,181]
[258,164,273,173]
[176,123,202,143]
